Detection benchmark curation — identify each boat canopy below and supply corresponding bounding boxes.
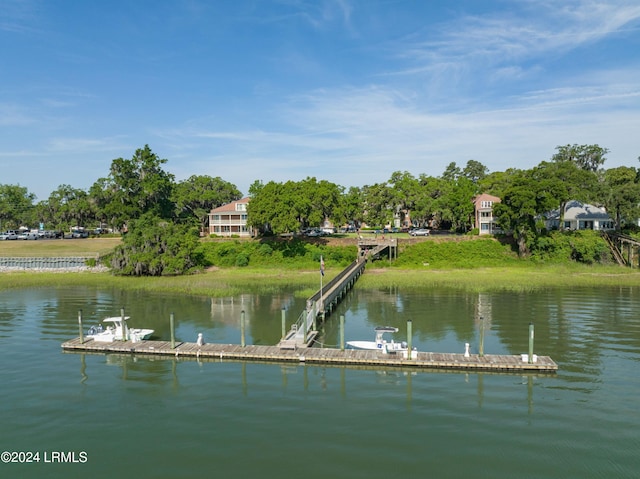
[102,316,131,323]
[374,326,398,333]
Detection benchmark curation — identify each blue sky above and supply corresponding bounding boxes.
[2,0,640,200]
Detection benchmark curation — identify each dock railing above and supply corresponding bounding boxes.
[281,259,365,348]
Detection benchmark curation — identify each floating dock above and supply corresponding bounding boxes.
[61,337,558,373]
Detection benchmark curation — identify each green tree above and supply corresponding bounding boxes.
[0,184,35,230]
[442,162,461,182]
[247,181,299,234]
[335,186,364,229]
[462,159,489,184]
[439,176,476,232]
[361,182,394,228]
[95,145,175,230]
[303,177,344,227]
[247,178,345,235]
[110,213,203,276]
[552,144,609,172]
[413,174,446,228]
[493,170,556,257]
[477,168,521,199]
[388,171,420,228]
[173,175,241,231]
[40,185,94,232]
[602,166,640,230]
[248,179,264,197]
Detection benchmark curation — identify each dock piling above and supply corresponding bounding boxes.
[303,311,308,344]
[407,320,413,359]
[528,323,534,364]
[240,310,246,347]
[281,308,286,339]
[170,312,175,349]
[121,307,127,341]
[78,310,84,344]
[340,315,345,351]
[479,315,485,357]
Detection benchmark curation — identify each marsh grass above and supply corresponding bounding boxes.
[0,268,328,297]
[362,264,640,292]
[2,264,640,295]
[3,235,640,295]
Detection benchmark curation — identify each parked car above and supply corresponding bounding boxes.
[410,228,430,236]
[0,232,18,240]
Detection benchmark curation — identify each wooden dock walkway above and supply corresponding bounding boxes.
[61,337,558,373]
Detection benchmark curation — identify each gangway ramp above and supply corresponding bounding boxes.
[278,258,365,349]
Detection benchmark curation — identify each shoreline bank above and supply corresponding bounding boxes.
[2,264,640,295]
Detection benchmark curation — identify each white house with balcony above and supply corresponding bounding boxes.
[208,197,253,237]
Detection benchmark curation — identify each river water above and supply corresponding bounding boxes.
[0,285,638,478]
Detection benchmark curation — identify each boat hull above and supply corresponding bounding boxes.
[346,341,381,350]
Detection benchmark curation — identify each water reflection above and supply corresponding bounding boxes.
[4,286,640,395]
[71,348,547,416]
[2,286,639,479]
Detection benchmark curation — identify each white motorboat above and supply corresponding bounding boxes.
[87,316,154,342]
[347,326,417,355]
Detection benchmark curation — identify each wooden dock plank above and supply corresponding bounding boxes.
[61,338,558,373]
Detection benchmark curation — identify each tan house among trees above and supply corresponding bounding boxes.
[473,193,501,235]
[208,197,253,237]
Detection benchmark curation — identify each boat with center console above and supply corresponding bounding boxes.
[87,316,154,342]
[346,326,417,355]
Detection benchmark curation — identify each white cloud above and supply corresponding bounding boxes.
[0,103,35,126]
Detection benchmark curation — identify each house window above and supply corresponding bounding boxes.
[236,203,246,211]
[481,211,491,218]
[481,201,493,208]
[481,223,489,231]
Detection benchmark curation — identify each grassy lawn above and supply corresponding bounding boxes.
[0,237,121,257]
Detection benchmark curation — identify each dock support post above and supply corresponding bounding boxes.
[240,310,246,347]
[303,311,308,344]
[78,310,84,343]
[479,315,485,357]
[407,319,413,359]
[340,315,345,350]
[121,307,127,341]
[170,312,175,349]
[281,308,286,339]
[528,323,534,364]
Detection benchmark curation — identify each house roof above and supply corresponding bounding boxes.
[546,200,610,221]
[473,193,501,205]
[209,197,250,214]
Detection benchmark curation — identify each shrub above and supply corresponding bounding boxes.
[235,253,249,267]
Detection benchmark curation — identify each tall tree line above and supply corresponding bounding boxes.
[2,143,640,270]
[0,145,241,234]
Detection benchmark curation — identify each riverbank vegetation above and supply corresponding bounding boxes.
[2,262,640,295]
[3,233,640,294]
